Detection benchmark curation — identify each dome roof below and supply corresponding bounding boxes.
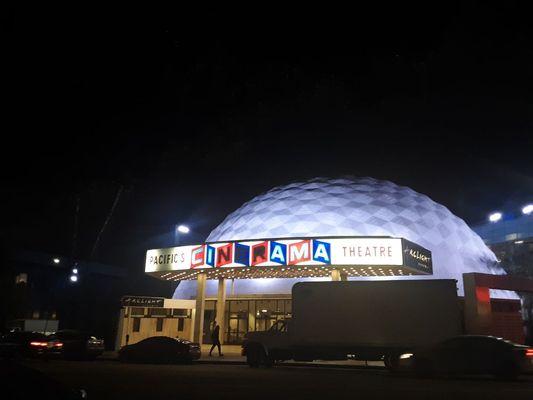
[175,177,512,299]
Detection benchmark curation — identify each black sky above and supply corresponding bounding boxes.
[2,3,532,271]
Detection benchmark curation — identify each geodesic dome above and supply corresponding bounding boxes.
[174,177,513,299]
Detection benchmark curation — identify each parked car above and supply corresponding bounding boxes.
[118,336,201,364]
[0,331,50,358]
[399,335,533,379]
[46,329,105,360]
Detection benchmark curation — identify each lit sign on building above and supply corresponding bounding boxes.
[145,237,432,275]
[121,296,165,308]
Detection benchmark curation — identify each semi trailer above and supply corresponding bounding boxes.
[242,279,463,368]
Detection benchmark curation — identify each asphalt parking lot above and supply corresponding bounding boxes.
[12,358,533,400]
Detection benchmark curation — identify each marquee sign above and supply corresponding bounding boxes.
[145,237,432,276]
[121,296,165,308]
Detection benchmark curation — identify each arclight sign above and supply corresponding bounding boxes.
[145,237,433,276]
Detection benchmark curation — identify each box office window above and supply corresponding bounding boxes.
[150,308,169,317]
[173,309,190,318]
[131,307,145,317]
[133,318,141,332]
[156,318,164,332]
[178,318,184,332]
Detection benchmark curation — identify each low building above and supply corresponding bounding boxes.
[3,250,128,344]
[116,296,195,348]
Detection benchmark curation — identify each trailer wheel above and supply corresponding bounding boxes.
[414,358,434,378]
[246,345,261,368]
[261,350,273,368]
[493,360,519,380]
[384,354,400,372]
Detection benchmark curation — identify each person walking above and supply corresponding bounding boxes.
[209,321,223,357]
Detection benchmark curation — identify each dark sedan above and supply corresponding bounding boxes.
[399,335,533,379]
[0,331,50,359]
[46,329,105,360]
[118,336,201,364]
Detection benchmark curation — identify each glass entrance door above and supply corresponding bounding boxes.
[203,309,216,344]
[226,300,249,344]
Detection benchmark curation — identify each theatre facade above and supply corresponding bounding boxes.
[135,236,432,346]
[115,177,528,348]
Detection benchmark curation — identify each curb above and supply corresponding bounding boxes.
[197,359,247,365]
[97,356,386,370]
[95,357,386,371]
[195,359,386,370]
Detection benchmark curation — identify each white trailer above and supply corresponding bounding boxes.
[243,280,463,367]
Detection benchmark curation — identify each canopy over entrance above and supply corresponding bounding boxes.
[145,236,432,281]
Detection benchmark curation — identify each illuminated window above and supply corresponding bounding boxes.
[149,308,168,317]
[15,273,28,284]
[131,307,144,317]
[173,309,190,317]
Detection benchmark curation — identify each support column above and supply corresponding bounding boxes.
[216,278,227,344]
[331,269,341,281]
[114,308,125,351]
[340,272,348,281]
[193,273,207,344]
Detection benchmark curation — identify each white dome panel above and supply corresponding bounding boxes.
[174,177,514,299]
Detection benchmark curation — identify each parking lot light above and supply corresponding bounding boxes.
[177,225,190,234]
[488,212,502,222]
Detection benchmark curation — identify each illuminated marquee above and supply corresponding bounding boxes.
[178,239,331,269]
[145,237,432,275]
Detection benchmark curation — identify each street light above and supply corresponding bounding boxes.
[174,224,190,246]
[53,258,60,264]
[72,268,78,274]
[488,212,502,222]
[69,275,78,282]
[522,204,533,215]
[177,225,190,234]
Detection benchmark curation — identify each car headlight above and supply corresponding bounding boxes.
[399,353,414,359]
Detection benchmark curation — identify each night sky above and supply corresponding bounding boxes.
[3,3,532,272]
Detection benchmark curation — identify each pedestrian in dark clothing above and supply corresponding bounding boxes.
[209,321,223,357]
